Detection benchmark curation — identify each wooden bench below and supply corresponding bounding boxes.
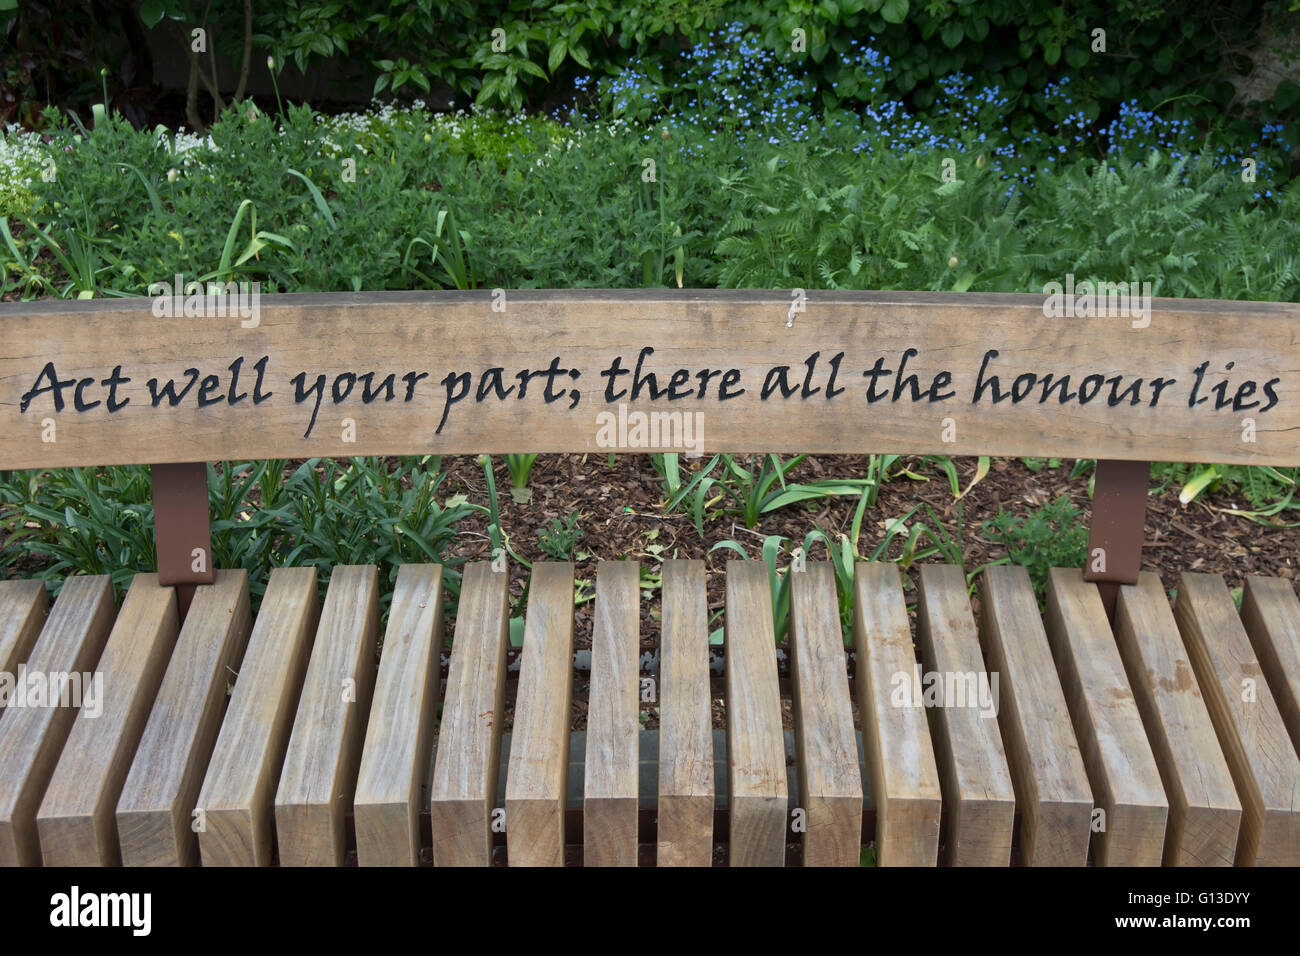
[1,289,1298,866]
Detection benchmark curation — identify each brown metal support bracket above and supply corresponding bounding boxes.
[1083,459,1150,622]
[151,462,214,622]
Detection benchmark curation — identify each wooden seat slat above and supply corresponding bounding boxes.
[914,564,1015,866]
[1113,572,1241,866]
[0,575,114,866]
[789,562,864,866]
[1044,569,1168,866]
[354,564,444,867]
[273,565,379,866]
[655,559,714,867]
[3,558,1299,866]
[0,580,47,708]
[582,561,640,866]
[1173,572,1300,866]
[851,562,937,866]
[429,561,510,867]
[724,561,787,867]
[116,570,251,866]
[37,574,178,866]
[1240,575,1300,757]
[504,562,575,867]
[196,567,319,866]
[979,565,1092,865]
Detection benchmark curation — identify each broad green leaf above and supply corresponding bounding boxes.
[881,0,909,24]
[548,38,568,75]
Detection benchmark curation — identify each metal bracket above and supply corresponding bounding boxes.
[1083,459,1150,622]
[151,462,214,622]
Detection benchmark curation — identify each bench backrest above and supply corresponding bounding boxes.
[2,290,1298,470]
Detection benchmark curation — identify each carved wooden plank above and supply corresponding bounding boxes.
[4,292,1298,469]
[0,580,47,708]
[724,561,786,867]
[37,575,178,866]
[1174,572,1300,866]
[505,562,574,867]
[790,562,864,866]
[429,562,510,867]
[274,565,379,867]
[354,564,443,867]
[583,561,640,867]
[195,567,319,866]
[978,565,1093,865]
[914,565,1015,866]
[116,570,250,866]
[0,575,114,866]
[656,559,713,867]
[1113,572,1240,866]
[1240,575,1300,756]
[852,562,938,866]
[1044,569,1167,866]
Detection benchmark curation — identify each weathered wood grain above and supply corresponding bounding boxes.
[505,562,575,867]
[354,563,443,867]
[195,567,319,867]
[979,565,1093,865]
[1044,569,1167,866]
[116,570,251,866]
[656,560,714,867]
[37,575,178,866]
[790,562,863,866]
[914,564,1015,866]
[852,562,937,866]
[1113,572,1240,866]
[3,292,1297,468]
[583,561,640,867]
[274,564,379,867]
[724,561,787,867]
[429,562,510,867]
[1240,575,1300,757]
[0,581,47,708]
[1173,572,1300,866]
[0,575,114,866]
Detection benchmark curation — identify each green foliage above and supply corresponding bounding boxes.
[506,454,539,502]
[430,111,568,169]
[713,131,1026,291]
[538,509,583,560]
[738,1,1299,155]
[661,454,873,533]
[981,497,1091,605]
[0,457,481,621]
[14,90,1299,302]
[1153,462,1300,525]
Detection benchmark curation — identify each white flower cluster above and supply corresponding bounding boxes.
[0,127,46,215]
[0,99,591,200]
